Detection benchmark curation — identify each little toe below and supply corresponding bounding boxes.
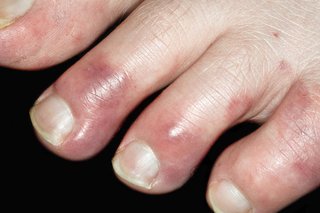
[207,83,320,213]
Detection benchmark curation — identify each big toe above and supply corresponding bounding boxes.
[0,0,141,69]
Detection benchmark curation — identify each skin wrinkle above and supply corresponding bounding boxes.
[253,74,293,122]
[233,27,307,122]
[299,48,320,74]
[158,107,204,145]
[249,1,320,66]
[119,1,226,93]
[191,38,263,123]
[184,104,213,128]
[255,154,295,207]
[83,71,131,114]
[198,78,231,111]
[135,1,200,67]
[273,84,320,182]
[173,93,211,130]
[216,47,252,87]
[164,0,192,33]
[279,127,319,182]
[224,0,320,131]
[170,87,215,125]
[119,6,186,84]
[138,33,172,69]
[290,0,320,24]
[168,115,200,141]
[133,0,191,37]
[248,31,279,57]
[237,36,274,90]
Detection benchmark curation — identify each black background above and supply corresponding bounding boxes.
[1,29,319,212]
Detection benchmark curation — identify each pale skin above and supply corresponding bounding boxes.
[1,0,319,212]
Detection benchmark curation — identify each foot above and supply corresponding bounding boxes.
[2,0,320,212]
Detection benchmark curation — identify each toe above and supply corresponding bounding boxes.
[30,0,229,160]
[0,0,141,69]
[111,32,293,193]
[207,82,320,213]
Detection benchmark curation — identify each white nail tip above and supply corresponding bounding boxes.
[30,94,74,146]
[209,181,251,213]
[113,142,160,189]
[0,0,34,29]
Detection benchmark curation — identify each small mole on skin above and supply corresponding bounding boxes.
[278,60,290,71]
[272,32,280,38]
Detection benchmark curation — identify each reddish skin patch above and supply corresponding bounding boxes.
[55,53,132,115]
[0,1,115,69]
[276,60,293,76]
[50,53,135,159]
[277,82,311,129]
[278,60,290,71]
[145,108,210,187]
[120,99,215,190]
[226,94,253,122]
[0,3,58,67]
[211,83,320,212]
[275,82,320,185]
[71,31,84,45]
[292,161,320,187]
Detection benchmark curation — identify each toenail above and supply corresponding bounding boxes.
[30,92,74,146]
[112,141,160,190]
[0,0,34,29]
[208,180,252,213]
